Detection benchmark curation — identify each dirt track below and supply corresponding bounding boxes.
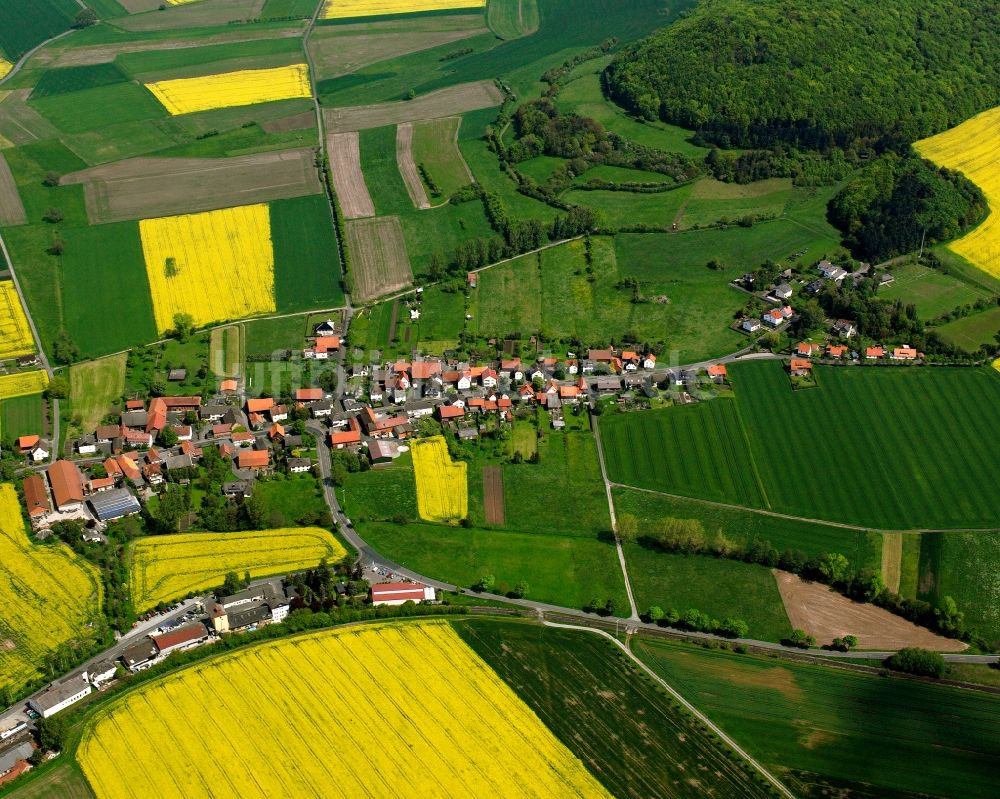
[326,132,375,219]
[324,80,503,132]
[774,570,967,652]
[483,465,505,525]
[62,149,322,223]
[0,154,26,226]
[395,123,430,210]
[346,216,413,302]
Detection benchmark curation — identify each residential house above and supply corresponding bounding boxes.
[796,342,821,358]
[789,358,813,377]
[832,319,857,338]
[310,400,334,418]
[22,474,50,523]
[742,318,762,333]
[411,361,442,381]
[706,364,727,383]
[222,480,254,498]
[827,344,849,359]
[642,354,657,370]
[75,434,98,456]
[891,347,918,361]
[804,279,824,295]
[818,261,848,282]
[86,477,115,494]
[593,376,621,394]
[480,368,497,388]
[16,435,39,455]
[866,346,885,360]
[437,404,465,422]
[774,283,793,300]
[329,428,362,450]
[47,460,85,512]
[270,404,288,422]
[246,398,274,415]
[762,309,784,327]
[238,449,271,471]
[361,407,409,438]
[288,458,313,474]
[304,336,340,360]
[201,404,229,423]
[314,319,337,337]
[95,425,120,445]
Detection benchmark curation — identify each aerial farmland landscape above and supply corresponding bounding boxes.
[0,0,999,796]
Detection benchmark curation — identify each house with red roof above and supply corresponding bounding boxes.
[789,358,813,376]
[295,388,324,402]
[706,364,728,383]
[304,336,340,360]
[866,346,885,360]
[891,346,917,361]
[238,450,271,471]
[796,342,821,358]
[370,582,435,606]
[437,404,465,421]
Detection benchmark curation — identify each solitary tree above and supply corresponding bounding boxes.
[221,571,241,596]
[74,7,98,27]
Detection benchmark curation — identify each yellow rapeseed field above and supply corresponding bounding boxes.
[0,281,34,360]
[915,107,1000,279]
[411,435,467,521]
[322,0,485,19]
[139,203,275,334]
[78,620,611,799]
[0,369,47,400]
[130,527,346,612]
[0,484,102,695]
[145,64,311,115]
[0,59,12,81]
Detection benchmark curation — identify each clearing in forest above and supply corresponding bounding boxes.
[345,215,413,301]
[327,131,375,218]
[915,106,1000,279]
[139,203,275,333]
[145,63,311,115]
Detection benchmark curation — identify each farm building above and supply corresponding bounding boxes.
[437,404,464,421]
[22,474,50,522]
[370,582,436,606]
[89,488,141,522]
[368,440,400,464]
[121,639,159,672]
[238,450,271,471]
[151,622,209,658]
[0,742,33,785]
[47,460,85,512]
[29,674,92,718]
[296,388,324,402]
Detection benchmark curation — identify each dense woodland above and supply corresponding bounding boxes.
[605,0,1000,152]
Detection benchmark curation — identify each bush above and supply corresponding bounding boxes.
[886,647,945,678]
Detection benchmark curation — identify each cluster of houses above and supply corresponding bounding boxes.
[790,339,922,376]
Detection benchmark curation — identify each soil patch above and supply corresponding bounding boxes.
[62,148,322,223]
[324,80,503,132]
[345,216,413,302]
[326,131,375,219]
[396,122,430,210]
[262,110,315,134]
[0,90,59,145]
[0,153,26,226]
[483,465,505,525]
[773,570,967,652]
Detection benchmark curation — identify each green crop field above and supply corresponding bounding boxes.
[486,0,539,40]
[0,0,76,61]
[243,315,309,357]
[456,620,777,799]
[613,487,882,568]
[0,394,45,441]
[116,36,303,80]
[634,638,1000,799]
[2,760,95,799]
[564,185,693,228]
[31,82,167,135]
[30,63,130,99]
[261,0,319,20]
[472,236,746,358]
[878,262,991,320]
[271,195,345,313]
[624,545,792,642]
[69,353,127,433]
[935,305,1000,352]
[602,360,1000,530]
[361,520,629,610]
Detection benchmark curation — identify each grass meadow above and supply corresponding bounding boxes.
[602,361,1000,530]
[935,305,1000,352]
[624,545,792,642]
[878,261,991,319]
[271,195,345,312]
[0,394,45,441]
[68,353,127,432]
[634,638,1000,799]
[410,116,472,198]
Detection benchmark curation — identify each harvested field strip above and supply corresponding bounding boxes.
[209,325,241,378]
[139,203,276,333]
[773,570,966,651]
[0,483,102,696]
[129,527,347,612]
[482,465,504,525]
[396,122,430,209]
[62,149,323,225]
[145,63,311,115]
[881,532,903,593]
[321,0,485,19]
[345,215,413,301]
[412,435,467,521]
[0,90,59,146]
[324,80,502,132]
[0,153,25,225]
[0,370,47,400]
[327,131,375,218]
[78,621,612,798]
[69,353,127,433]
[0,281,34,359]
[916,106,1000,279]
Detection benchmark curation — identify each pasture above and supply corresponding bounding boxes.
[473,236,746,360]
[324,80,502,132]
[0,483,102,696]
[878,261,990,319]
[602,361,1000,530]
[243,314,309,357]
[624,545,791,642]
[563,185,693,229]
[139,203,275,333]
[409,116,473,198]
[327,131,375,218]
[129,527,347,612]
[270,194,345,312]
[78,621,610,798]
[634,637,1000,799]
[486,0,539,39]
[208,326,241,379]
[69,353,127,433]
[458,620,778,799]
[916,106,1000,280]
[934,305,1000,352]
[345,215,413,301]
[61,150,322,224]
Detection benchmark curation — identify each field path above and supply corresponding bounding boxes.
[592,418,640,621]
[543,620,798,799]
[396,122,431,210]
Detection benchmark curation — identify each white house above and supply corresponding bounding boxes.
[89,661,117,688]
[30,675,92,718]
[643,354,657,369]
[481,369,497,388]
[762,308,784,327]
[742,318,762,333]
[30,443,50,463]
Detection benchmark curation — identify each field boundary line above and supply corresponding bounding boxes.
[542,619,797,799]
